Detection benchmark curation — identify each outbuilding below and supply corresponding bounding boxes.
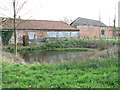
[70,17,113,38]
[0,17,79,44]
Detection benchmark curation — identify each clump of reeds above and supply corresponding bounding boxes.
[1,51,25,64]
[90,45,118,60]
[75,45,118,61]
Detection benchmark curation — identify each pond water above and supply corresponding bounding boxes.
[20,50,89,64]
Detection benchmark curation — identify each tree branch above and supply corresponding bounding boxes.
[16,0,26,15]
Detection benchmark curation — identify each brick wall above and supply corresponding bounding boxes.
[9,30,46,44]
[9,30,78,44]
[77,25,112,38]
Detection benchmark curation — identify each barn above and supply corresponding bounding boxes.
[70,17,113,38]
[0,17,79,44]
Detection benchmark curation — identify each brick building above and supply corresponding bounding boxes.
[70,17,113,38]
[0,17,79,44]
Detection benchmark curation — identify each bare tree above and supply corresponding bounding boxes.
[0,0,42,19]
[60,17,73,24]
[0,0,42,56]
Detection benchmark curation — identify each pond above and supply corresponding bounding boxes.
[20,50,91,64]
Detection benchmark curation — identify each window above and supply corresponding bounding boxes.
[101,30,105,35]
[58,32,65,37]
[28,32,35,39]
[71,32,79,37]
[47,32,79,38]
[65,32,71,37]
[47,32,57,37]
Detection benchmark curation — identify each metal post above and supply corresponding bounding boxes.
[99,9,101,39]
[113,19,116,39]
[99,26,101,39]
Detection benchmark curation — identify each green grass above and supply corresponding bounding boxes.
[3,39,118,53]
[41,48,95,51]
[2,56,118,88]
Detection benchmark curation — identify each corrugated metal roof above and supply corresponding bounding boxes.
[70,17,106,27]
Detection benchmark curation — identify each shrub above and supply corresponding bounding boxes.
[97,39,108,51]
[46,38,50,43]
[57,35,60,42]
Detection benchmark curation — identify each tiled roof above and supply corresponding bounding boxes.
[70,17,106,27]
[2,18,79,31]
[108,26,119,31]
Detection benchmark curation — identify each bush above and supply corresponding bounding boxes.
[4,39,118,52]
[97,39,108,50]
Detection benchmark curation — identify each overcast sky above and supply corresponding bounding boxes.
[0,0,119,26]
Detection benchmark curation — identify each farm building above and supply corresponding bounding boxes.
[70,17,113,38]
[0,17,79,45]
[115,27,120,36]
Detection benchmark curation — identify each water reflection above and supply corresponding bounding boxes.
[20,50,85,64]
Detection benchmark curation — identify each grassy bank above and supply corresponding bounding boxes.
[2,39,118,88]
[2,55,118,88]
[3,39,118,53]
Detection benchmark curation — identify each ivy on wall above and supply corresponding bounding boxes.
[1,30,13,45]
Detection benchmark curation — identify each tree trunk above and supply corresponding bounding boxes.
[13,0,17,56]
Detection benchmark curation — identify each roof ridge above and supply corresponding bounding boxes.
[78,17,100,22]
[0,17,64,22]
[21,19,62,22]
[61,21,79,30]
[71,17,106,27]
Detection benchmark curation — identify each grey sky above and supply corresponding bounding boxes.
[0,0,119,26]
[118,1,120,27]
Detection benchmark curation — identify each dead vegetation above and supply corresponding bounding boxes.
[1,45,118,64]
[1,51,25,64]
[90,46,118,60]
[78,45,118,61]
